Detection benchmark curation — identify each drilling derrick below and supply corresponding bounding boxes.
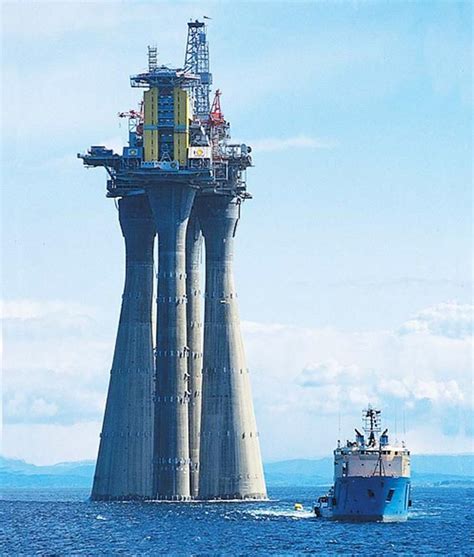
[184,20,212,119]
[78,19,266,502]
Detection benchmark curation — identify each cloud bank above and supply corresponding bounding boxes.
[2,300,472,464]
[2,300,112,462]
[398,301,473,339]
[243,301,473,459]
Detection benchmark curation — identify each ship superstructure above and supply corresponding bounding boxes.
[315,408,411,522]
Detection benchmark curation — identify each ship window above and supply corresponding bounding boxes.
[386,489,395,502]
[367,489,375,498]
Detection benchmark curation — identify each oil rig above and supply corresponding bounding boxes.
[79,20,267,501]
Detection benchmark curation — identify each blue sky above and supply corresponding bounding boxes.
[1,1,472,464]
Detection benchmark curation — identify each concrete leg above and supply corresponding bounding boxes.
[197,195,267,500]
[147,184,196,501]
[185,207,203,499]
[92,195,155,501]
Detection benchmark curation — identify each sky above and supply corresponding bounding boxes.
[1,1,472,465]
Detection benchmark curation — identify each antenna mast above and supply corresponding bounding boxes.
[363,407,381,447]
[148,45,158,72]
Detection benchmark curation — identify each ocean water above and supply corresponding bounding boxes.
[1,486,472,555]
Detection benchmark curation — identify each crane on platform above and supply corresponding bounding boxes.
[118,102,144,137]
[207,89,230,160]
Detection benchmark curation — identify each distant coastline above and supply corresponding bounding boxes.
[1,454,473,489]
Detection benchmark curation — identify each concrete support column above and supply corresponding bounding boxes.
[92,195,155,501]
[185,207,204,499]
[147,184,196,501]
[197,195,267,500]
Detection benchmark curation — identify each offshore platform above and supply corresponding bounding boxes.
[79,21,267,501]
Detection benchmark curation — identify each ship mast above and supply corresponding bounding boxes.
[363,407,386,477]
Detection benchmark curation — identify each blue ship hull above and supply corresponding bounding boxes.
[332,476,410,522]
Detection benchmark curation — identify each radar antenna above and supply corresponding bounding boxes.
[363,407,381,447]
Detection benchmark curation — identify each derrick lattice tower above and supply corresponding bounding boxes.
[184,20,212,119]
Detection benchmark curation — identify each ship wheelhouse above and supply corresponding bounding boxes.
[333,408,410,480]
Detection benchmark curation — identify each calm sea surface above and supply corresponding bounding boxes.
[1,486,472,555]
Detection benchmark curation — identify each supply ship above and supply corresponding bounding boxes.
[314,408,411,522]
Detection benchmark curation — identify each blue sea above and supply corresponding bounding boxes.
[1,486,472,555]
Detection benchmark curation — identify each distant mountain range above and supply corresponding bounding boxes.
[1,456,95,488]
[1,454,473,489]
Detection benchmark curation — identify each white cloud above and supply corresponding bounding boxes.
[249,135,337,154]
[242,301,473,460]
[2,299,472,463]
[1,299,97,320]
[297,363,466,410]
[2,422,101,466]
[398,301,473,340]
[297,359,360,388]
[2,299,112,427]
[30,398,59,419]
[4,368,106,425]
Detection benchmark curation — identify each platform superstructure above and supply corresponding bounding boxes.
[315,408,411,522]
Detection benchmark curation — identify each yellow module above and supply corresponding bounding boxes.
[143,87,190,164]
[143,88,159,161]
[173,88,190,165]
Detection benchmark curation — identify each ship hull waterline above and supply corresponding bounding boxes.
[328,476,411,523]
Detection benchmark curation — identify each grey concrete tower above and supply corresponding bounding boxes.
[147,183,196,500]
[185,206,204,498]
[197,195,267,500]
[92,195,155,501]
